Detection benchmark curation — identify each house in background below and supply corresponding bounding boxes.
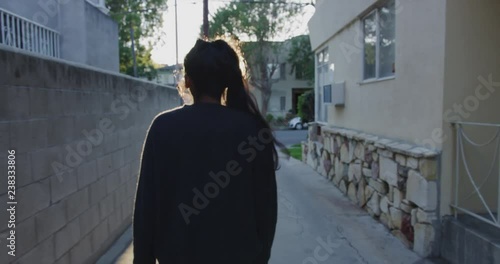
[306,0,500,263]
[154,64,182,87]
[0,0,119,71]
[249,37,313,118]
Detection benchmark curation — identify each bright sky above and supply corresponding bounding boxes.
[150,0,316,66]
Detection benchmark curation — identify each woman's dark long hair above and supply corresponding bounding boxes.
[183,39,285,170]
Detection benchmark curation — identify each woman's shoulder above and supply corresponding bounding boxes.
[148,105,187,129]
[158,105,186,116]
[150,104,261,132]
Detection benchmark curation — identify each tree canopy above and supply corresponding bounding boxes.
[107,0,168,78]
[287,35,314,82]
[208,0,303,114]
[208,1,300,42]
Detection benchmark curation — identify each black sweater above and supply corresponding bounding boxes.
[133,103,277,264]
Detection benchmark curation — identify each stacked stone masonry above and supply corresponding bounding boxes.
[302,124,439,257]
[0,47,180,263]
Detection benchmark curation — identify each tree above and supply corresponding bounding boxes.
[287,35,314,83]
[240,41,283,115]
[208,0,301,115]
[107,0,168,78]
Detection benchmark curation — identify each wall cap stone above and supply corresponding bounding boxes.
[0,46,178,91]
[320,126,439,158]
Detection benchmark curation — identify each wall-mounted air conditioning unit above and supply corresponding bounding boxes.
[333,81,345,107]
[324,81,345,107]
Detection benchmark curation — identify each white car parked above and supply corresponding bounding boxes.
[288,117,308,130]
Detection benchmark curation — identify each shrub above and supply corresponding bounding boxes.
[297,90,315,123]
[276,116,285,125]
[265,113,275,123]
[285,112,295,122]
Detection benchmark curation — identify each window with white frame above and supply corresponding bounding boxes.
[280,63,286,80]
[267,63,280,80]
[280,96,286,111]
[363,0,396,80]
[316,48,330,122]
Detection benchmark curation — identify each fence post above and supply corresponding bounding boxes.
[454,124,460,219]
[497,142,500,224]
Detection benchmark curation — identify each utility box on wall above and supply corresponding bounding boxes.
[331,81,345,107]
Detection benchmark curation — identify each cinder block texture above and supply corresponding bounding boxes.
[0,46,180,263]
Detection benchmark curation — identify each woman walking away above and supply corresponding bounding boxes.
[133,39,280,264]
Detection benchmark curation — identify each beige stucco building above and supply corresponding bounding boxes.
[305,0,500,262]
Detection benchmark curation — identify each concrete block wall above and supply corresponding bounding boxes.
[0,47,180,263]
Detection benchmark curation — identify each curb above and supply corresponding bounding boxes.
[96,226,133,264]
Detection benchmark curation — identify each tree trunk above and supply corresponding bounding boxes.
[260,87,271,115]
[258,57,273,116]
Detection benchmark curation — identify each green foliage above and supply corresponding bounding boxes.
[287,35,314,81]
[208,0,301,114]
[286,144,302,160]
[297,90,314,123]
[207,1,300,41]
[265,113,275,123]
[107,0,168,77]
[276,116,285,124]
[119,44,158,79]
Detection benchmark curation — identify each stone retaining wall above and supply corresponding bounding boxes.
[302,123,440,257]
